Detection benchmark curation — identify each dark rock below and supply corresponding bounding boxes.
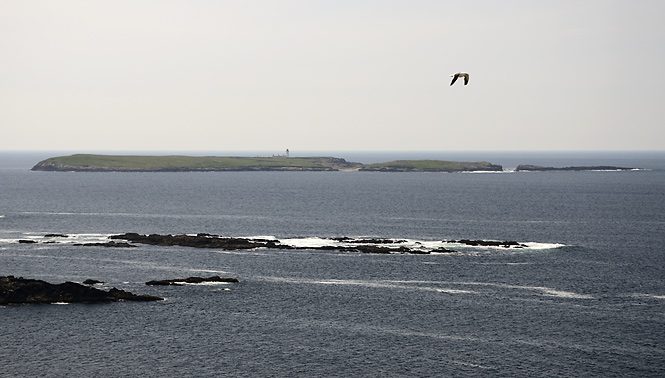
[83,279,104,285]
[110,233,266,250]
[73,241,136,248]
[345,238,407,244]
[110,233,530,255]
[45,234,68,238]
[145,276,239,286]
[18,240,37,244]
[0,276,162,305]
[430,247,456,253]
[451,239,527,248]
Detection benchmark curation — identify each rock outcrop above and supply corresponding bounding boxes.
[109,233,456,254]
[145,276,239,286]
[110,233,269,249]
[449,239,527,248]
[0,276,163,305]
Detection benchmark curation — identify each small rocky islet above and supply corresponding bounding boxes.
[1,275,240,305]
[0,276,163,305]
[145,276,239,286]
[107,233,526,254]
[19,232,531,254]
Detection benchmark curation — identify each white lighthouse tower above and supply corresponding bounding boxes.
[286,149,290,158]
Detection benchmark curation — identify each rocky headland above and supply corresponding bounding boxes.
[0,276,163,305]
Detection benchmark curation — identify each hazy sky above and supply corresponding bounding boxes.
[1,0,664,152]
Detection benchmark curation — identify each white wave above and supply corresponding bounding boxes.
[52,302,70,305]
[264,276,480,295]
[245,235,278,240]
[181,281,235,286]
[280,237,337,248]
[629,293,665,300]
[538,288,594,299]
[436,288,475,294]
[462,282,594,299]
[188,269,231,274]
[462,170,513,174]
[523,242,566,250]
[388,280,594,300]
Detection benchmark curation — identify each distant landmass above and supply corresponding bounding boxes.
[30,154,640,173]
[31,154,503,172]
[515,164,638,172]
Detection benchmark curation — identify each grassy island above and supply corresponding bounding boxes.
[31,154,503,172]
[359,160,502,172]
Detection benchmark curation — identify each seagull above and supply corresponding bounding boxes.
[450,72,469,86]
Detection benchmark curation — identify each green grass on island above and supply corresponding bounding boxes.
[32,154,352,171]
[359,160,502,172]
[31,154,503,172]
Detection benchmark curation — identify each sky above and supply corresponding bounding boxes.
[1,0,664,152]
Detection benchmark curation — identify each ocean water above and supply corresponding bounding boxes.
[1,151,664,377]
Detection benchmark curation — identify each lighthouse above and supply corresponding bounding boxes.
[286,149,290,158]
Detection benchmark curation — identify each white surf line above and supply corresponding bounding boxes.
[255,275,479,295]
[251,276,594,300]
[628,293,665,300]
[389,280,594,299]
[187,268,232,275]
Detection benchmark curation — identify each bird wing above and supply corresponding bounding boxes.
[463,74,469,85]
[450,74,459,86]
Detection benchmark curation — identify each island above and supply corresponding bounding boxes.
[515,164,637,172]
[19,233,532,254]
[31,154,642,173]
[108,233,457,254]
[359,160,502,172]
[31,154,502,173]
[0,275,163,305]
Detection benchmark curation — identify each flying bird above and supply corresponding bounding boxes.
[450,72,469,86]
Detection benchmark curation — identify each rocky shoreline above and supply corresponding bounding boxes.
[0,276,163,305]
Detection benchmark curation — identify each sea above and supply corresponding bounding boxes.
[1,151,664,377]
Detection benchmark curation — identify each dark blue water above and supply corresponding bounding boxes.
[1,152,664,377]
